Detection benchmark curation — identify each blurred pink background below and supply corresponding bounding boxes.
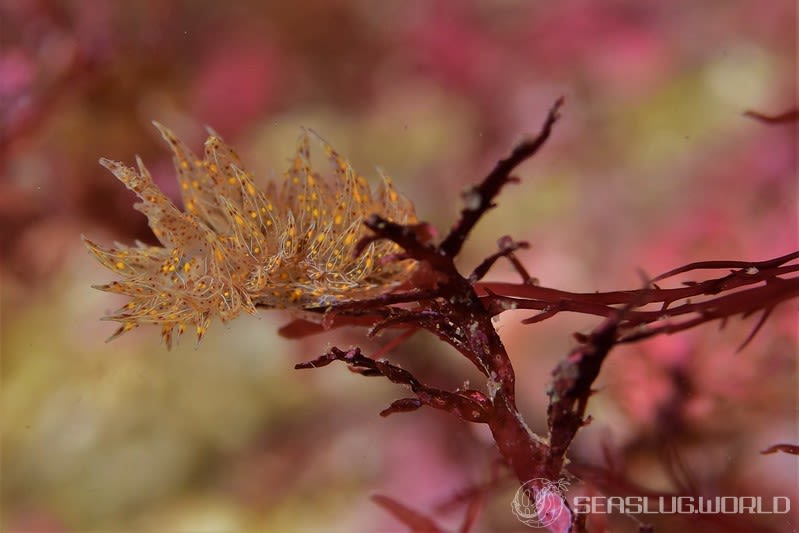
[1,1,796,531]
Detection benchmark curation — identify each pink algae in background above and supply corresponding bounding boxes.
[191,39,282,137]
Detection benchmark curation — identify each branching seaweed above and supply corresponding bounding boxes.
[289,100,798,532]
